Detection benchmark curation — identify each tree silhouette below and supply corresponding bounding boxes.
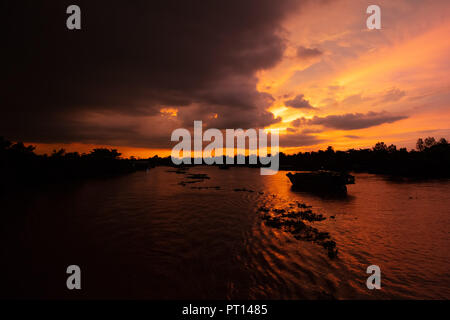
[0,136,12,151]
[51,148,66,158]
[416,138,425,151]
[9,142,35,154]
[373,142,388,152]
[424,137,437,148]
[88,148,121,160]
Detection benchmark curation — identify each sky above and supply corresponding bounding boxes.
[2,0,450,158]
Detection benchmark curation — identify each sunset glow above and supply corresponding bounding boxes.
[6,0,449,158]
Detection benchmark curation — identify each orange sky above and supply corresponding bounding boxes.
[29,0,450,158]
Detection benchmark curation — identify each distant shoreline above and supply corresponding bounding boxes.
[2,136,449,192]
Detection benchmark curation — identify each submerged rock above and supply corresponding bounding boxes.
[166,169,189,174]
[261,215,283,229]
[186,173,210,180]
[281,210,325,222]
[258,206,270,212]
[259,201,338,259]
[233,188,254,192]
[191,186,221,190]
[178,180,203,186]
[322,241,338,258]
[297,202,312,209]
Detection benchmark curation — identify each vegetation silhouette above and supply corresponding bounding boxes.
[278,137,449,178]
[0,137,149,191]
[1,136,449,192]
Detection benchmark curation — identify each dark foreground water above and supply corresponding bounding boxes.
[1,167,449,299]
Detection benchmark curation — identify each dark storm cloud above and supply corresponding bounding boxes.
[296,46,323,59]
[284,94,316,110]
[280,133,323,147]
[292,111,408,130]
[177,103,281,130]
[1,0,303,146]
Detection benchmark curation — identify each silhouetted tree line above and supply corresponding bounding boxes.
[0,137,150,190]
[279,137,450,178]
[1,136,449,191]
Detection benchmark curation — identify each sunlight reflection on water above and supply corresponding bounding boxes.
[2,166,449,299]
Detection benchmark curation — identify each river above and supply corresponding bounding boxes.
[1,167,449,299]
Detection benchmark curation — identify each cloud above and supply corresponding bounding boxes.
[280,133,323,147]
[301,128,324,134]
[177,102,282,130]
[284,94,317,110]
[296,46,323,60]
[1,0,304,147]
[379,88,406,103]
[293,111,408,130]
[291,119,302,127]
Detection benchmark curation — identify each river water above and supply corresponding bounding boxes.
[1,167,449,299]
